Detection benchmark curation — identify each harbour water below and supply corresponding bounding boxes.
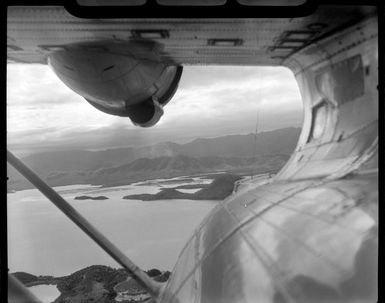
[28,285,61,303]
[7,177,216,279]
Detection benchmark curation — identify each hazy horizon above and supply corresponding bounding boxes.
[13,126,302,158]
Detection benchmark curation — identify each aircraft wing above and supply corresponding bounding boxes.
[7,5,376,66]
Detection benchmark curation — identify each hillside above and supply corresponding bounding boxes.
[12,265,170,303]
[178,127,300,157]
[8,154,288,192]
[7,127,300,192]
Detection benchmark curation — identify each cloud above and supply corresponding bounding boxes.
[7,64,303,155]
[7,64,81,107]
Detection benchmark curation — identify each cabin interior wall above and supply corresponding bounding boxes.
[276,14,378,181]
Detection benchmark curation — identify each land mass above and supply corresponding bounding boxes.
[74,195,109,200]
[12,265,171,303]
[8,127,300,192]
[123,174,242,201]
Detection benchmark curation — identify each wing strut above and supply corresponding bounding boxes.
[8,274,42,303]
[7,150,162,301]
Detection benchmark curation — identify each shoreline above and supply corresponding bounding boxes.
[13,265,171,303]
[7,172,222,194]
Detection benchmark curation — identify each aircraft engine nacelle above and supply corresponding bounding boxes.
[47,41,183,127]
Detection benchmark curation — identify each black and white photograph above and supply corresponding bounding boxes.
[6,1,379,302]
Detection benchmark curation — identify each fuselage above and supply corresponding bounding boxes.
[160,171,377,302]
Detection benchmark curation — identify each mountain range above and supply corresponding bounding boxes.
[7,127,300,191]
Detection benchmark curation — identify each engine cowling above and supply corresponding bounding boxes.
[48,40,183,127]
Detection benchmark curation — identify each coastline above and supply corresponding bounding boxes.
[13,265,170,303]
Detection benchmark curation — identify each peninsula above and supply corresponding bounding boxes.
[12,265,170,303]
[123,173,242,201]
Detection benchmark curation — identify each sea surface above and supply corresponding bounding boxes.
[7,176,216,281]
[28,285,60,303]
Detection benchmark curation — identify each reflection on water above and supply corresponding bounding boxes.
[175,188,202,194]
[28,285,60,303]
[7,177,216,276]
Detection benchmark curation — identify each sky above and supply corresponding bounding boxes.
[7,64,303,156]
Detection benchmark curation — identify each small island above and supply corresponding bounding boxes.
[123,173,242,201]
[74,195,109,200]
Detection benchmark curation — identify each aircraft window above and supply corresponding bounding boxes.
[307,101,328,142]
[156,0,226,5]
[7,62,303,302]
[131,29,169,39]
[237,0,306,6]
[7,45,23,51]
[39,45,67,52]
[315,55,364,106]
[208,39,243,47]
[165,239,197,294]
[77,0,146,6]
[279,41,306,48]
[284,31,316,40]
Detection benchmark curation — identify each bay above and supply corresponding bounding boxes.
[7,177,216,277]
[28,285,60,303]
